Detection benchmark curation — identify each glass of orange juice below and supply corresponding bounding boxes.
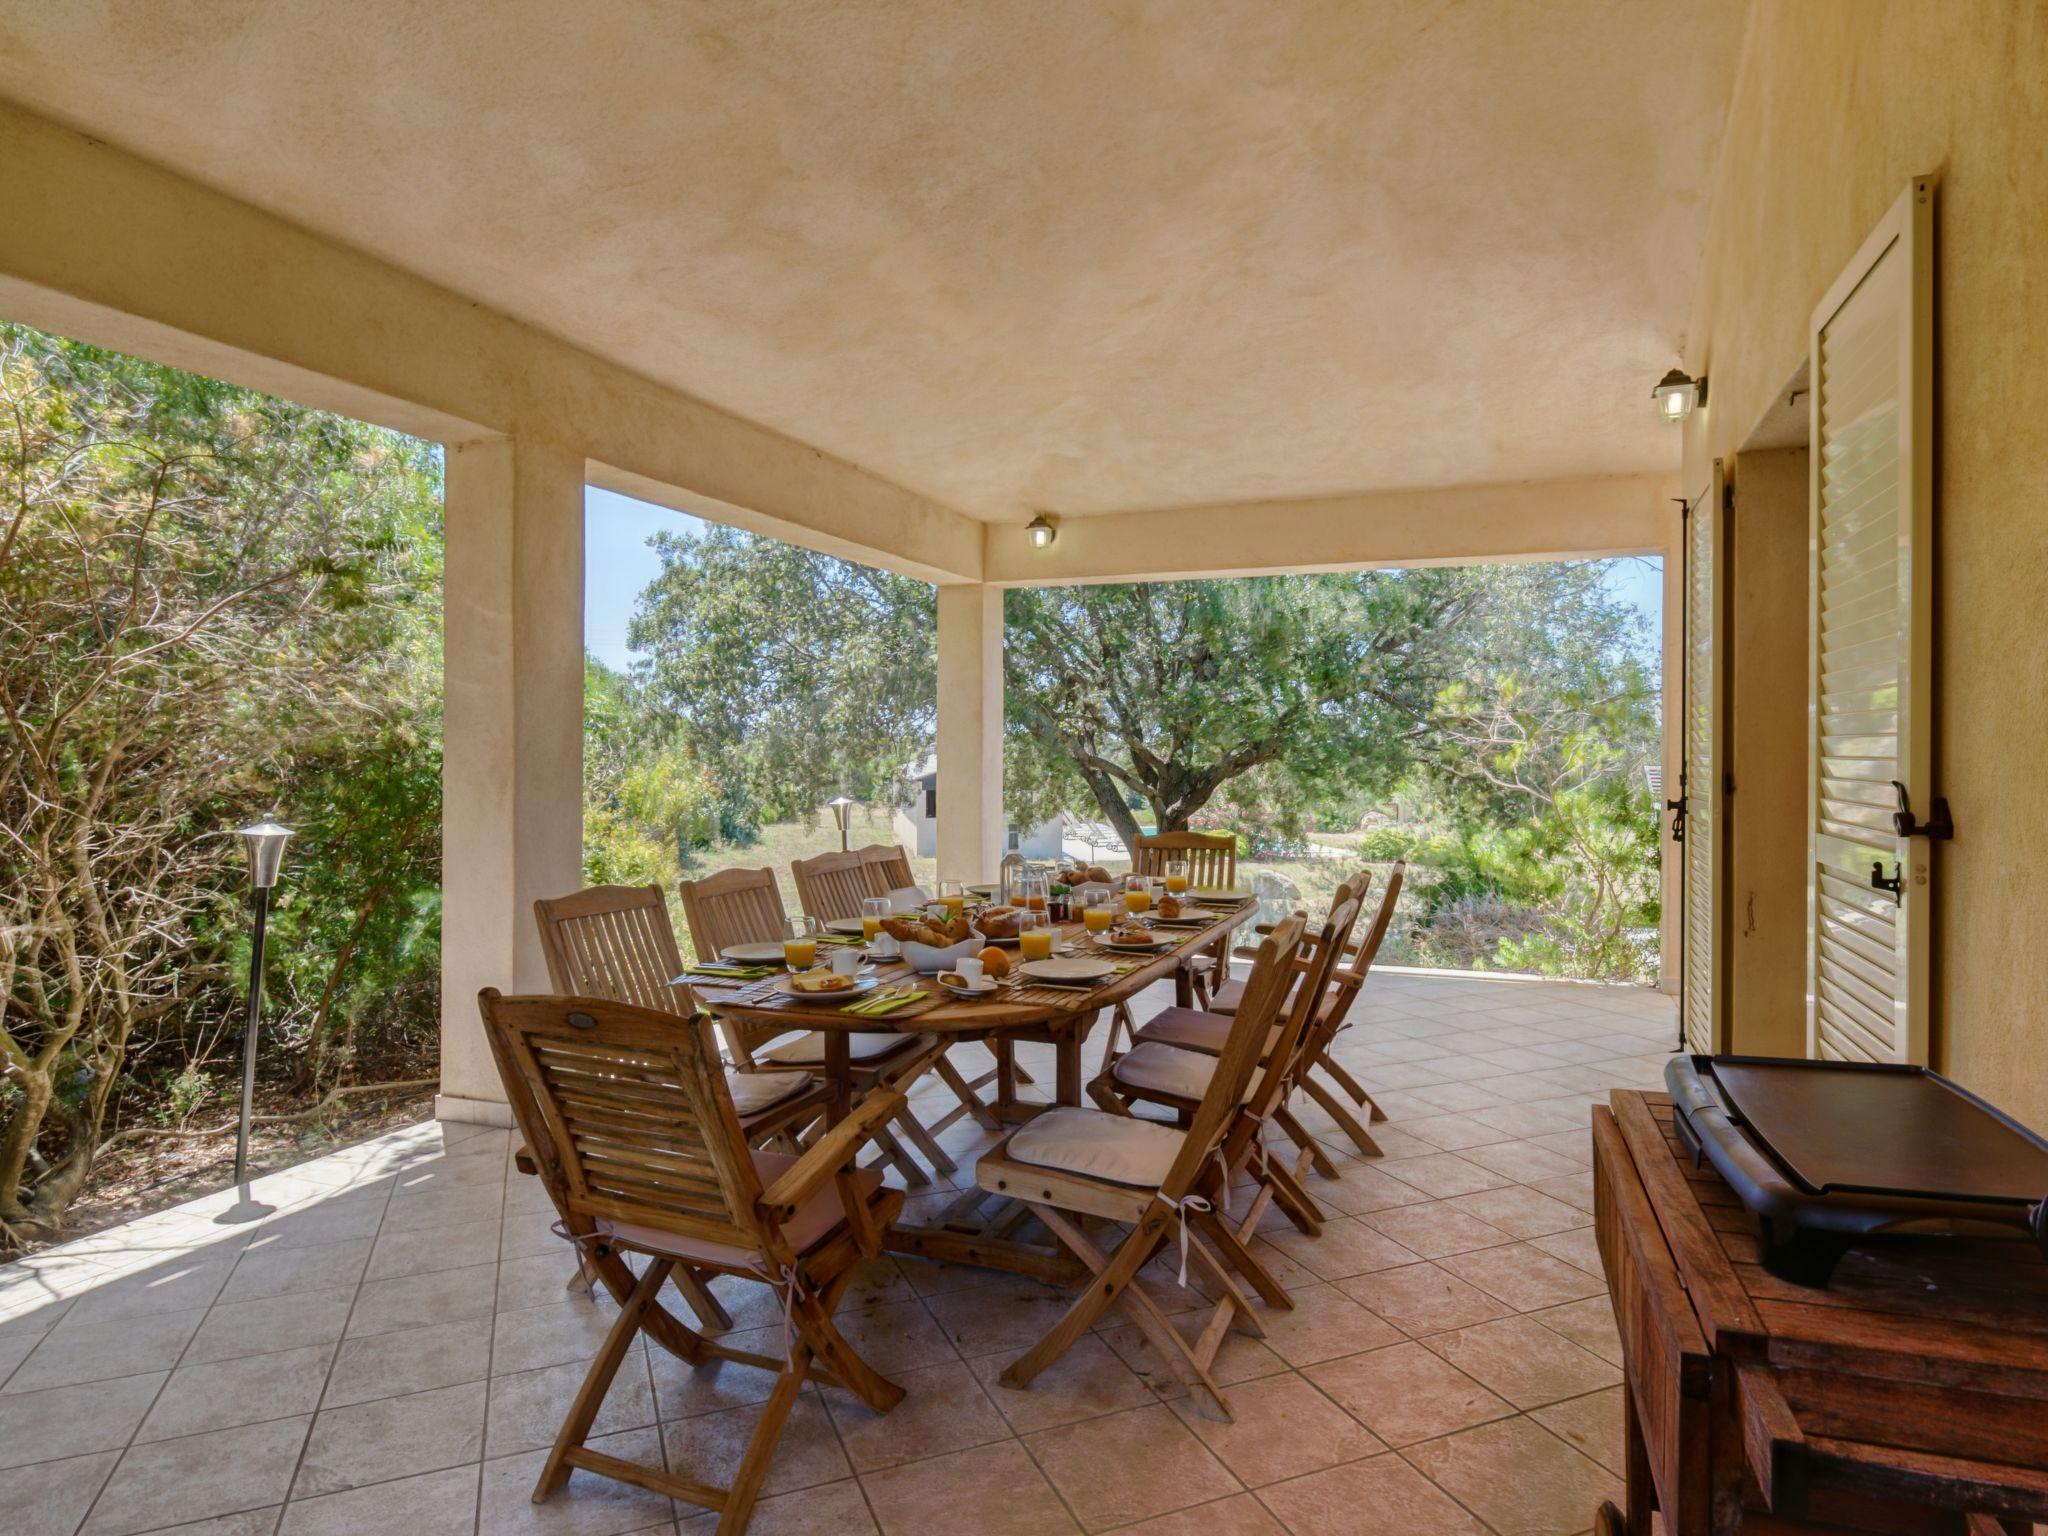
[1017,911,1055,961]
[1164,859,1190,895]
[1123,876,1151,915]
[1081,890,1115,933]
[860,896,889,943]
[938,879,967,918]
[1021,875,1048,913]
[782,916,820,972]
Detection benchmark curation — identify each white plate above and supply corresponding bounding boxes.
[1018,956,1116,982]
[1150,914,1212,928]
[779,974,880,1000]
[1192,889,1253,902]
[937,973,998,998]
[1100,936,1172,952]
[824,917,868,935]
[722,941,788,963]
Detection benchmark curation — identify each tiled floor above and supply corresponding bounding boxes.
[0,968,1675,1536]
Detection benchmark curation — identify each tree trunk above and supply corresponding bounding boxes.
[1075,765,1145,855]
[0,1065,52,1224]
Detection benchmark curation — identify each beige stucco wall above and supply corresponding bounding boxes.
[1684,0,2048,1119]
[1723,446,1809,1058]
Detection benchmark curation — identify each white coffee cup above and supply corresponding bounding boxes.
[829,947,861,976]
[953,957,985,989]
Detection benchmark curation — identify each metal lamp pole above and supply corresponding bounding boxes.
[233,819,294,1189]
[827,794,855,853]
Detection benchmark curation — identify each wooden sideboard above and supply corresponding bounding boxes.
[1592,1089,2048,1536]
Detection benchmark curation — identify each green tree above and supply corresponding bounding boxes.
[0,323,442,1240]
[1003,572,1490,849]
[628,526,936,823]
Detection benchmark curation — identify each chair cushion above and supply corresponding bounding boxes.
[759,1031,922,1065]
[1112,1042,1257,1104]
[726,1068,813,1117]
[1004,1107,1185,1189]
[1206,977,1247,1014]
[597,1150,882,1269]
[1131,1006,1280,1060]
[1132,1005,1233,1052]
[883,884,931,912]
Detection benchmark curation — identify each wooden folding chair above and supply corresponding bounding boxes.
[1133,830,1239,1009]
[791,848,1008,1137]
[1151,862,1404,1157]
[852,841,917,897]
[972,914,1307,1420]
[679,865,951,1184]
[479,990,906,1534]
[1095,886,1363,1237]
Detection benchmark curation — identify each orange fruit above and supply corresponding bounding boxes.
[977,946,1012,979]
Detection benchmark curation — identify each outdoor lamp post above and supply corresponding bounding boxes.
[826,795,856,852]
[232,818,294,1189]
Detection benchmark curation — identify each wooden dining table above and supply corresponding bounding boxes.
[686,896,1255,1279]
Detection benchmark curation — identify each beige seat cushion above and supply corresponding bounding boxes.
[1206,977,1247,1014]
[759,1031,923,1066]
[598,1150,882,1269]
[1131,1006,1280,1060]
[1112,1041,1258,1103]
[726,1068,813,1117]
[1004,1107,1185,1189]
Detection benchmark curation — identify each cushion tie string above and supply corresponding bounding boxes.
[748,1260,807,1364]
[549,1219,611,1299]
[1156,1191,1213,1286]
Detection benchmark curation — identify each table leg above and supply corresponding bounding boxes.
[825,1032,851,1126]
[1622,1381,1653,1536]
[994,1040,1017,1117]
[1056,1018,1087,1106]
[1175,962,1193,1008]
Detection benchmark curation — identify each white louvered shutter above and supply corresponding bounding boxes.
[1681,463,1726,1055]
[1807,177,1935,1065]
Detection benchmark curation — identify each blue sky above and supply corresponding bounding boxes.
[583,485,1663,672]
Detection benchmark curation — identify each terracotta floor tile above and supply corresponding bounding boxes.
[293,1379,487,1498]
[1529,1297,1624,1367]
[83,1415,309,1536]
[1026,1402,1241,1529]
[1361,1204,1512,1260]
[1527,1172,1598,1213]
[1436,1244,1605,1311]
[278,1464,478,1536]
[678,1477,875,1534]
[1421,1316,1619,1409]
[968,1334,1154,1433]
[1530,1226,1606,1276]
[1533,1386,1626,1472]
[1100,1314,1288,1392]
[1259,1217,1422,1280]
[479,1426,678,1536]
[1304,1342,1512,1446]
[825,1359,1010,1471]
[0,1372,166,1469]
[1335,1263,1513,1337]
[486,1354,658,1458]
[0,1449,121,1536]
[1400,1416,1619,1536]
[924,1282,1073,1358]
[1256,1452,1489,1536]
[663,1394,848,1499]
[1245,1283,1403,1368]
[1375,1154,1515,1200]
[1441,1186,1588,1240]
[1168,1371,1382,1487]
[860,1439,1079,1535]
[1109,1491,1286,1534]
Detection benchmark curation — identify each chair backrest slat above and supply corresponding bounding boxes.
[1310,860,1405,1049]
[1161,911,1306,1195]
[481,992,769,1258]
[854,843,916,896]
[679,866,788,961]
[535,885,690,1015]
[1132,831,1237,890]
[1258,884,1364,1111]
[791,849,878,924]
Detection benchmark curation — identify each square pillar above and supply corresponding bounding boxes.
[1658,507,1684,995]
[438,436,586,1122]
[935,583,1005,884]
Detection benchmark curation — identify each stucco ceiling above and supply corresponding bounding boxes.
[0,1,1747,520]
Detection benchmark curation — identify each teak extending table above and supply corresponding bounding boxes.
[692,899,1254,1281]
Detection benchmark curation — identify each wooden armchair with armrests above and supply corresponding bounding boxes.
[478,989,906,1534]
[678,865,951,1184]
[1133,830,1239,1008]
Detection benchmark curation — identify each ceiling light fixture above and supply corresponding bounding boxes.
[1026,513,1058,549]
[1653,368,1707,423]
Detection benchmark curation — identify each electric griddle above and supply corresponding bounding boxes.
[1664,1053,2048,1284]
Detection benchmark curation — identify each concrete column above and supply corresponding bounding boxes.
[935,583,1006,884]
[438,436,587,1122]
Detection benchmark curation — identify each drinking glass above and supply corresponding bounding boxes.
[1123,874,1152,915]
[1021,874,1049,914]
[1081,889,1116,934]
[1164,859,1191,895]
[938,879,967,918]
[860,895,890,943]
[782,915,821,972]
[1017,910,1055,961]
